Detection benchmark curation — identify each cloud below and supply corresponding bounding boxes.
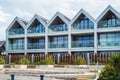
[0,6,11,23]
[0,0,120,40]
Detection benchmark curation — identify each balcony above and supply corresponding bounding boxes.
[72,41,94,48]
[27,43,45,49]
[48,24,68,33]
[98,41,120,47]
[48,42,68,48]
[98,21,120,28]
[8,44,24,50]
[9,28,24,35]
[27,25,45,34]
[72,23,94,30]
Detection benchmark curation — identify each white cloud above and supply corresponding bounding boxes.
[0,0,120,40]
[0,7,11,23]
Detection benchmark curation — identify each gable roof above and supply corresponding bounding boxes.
[47,12,70,26]
[0,41,5,48]
[71,9,95,25]
[96,5,120,22]
[27,14,48,28]
[17,17,28,25]
[6,17,27,31]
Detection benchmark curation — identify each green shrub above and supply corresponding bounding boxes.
[9,62,16,65]
[0,57,5,64]
[75,56,86,65]
[18,57,30,65]
[99,64,116,80]
[44,56,55,65]
[99,53,120,80]
[31,56,55,65]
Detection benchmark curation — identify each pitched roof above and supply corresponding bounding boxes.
[17,17,29,25]
[96,5,120,22]
[0,41,5,48]
[71,8,95,25]
[27,14,48,28]
[48,12,70,26]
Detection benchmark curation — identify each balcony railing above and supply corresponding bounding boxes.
[98,21,120,28]
[27,43,45,49]
[98,41,120,46]
[48,24,68,33]
[27,25,45,34]
[72,23,94,30]
[9,28,24,35]
[72,41,94,48]
[8,44,24,50]
[48,42,68,48]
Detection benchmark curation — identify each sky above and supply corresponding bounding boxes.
[0,0,120,40]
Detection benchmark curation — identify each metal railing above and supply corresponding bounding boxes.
[8,44,24,50]
[27,43,45,49]
[27,25,45,34]
[98,21,120,28]
[48,42,68,48]
[72,41,94,47]
[48,24,68,32]
[9,28,24,35]
[72,23,94,30]
[98,41,120,46]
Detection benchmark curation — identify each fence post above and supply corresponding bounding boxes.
[87,53,90,65]
[9,54,11,64]
[31,54,34,63]
[40,75,44,80]
[57,53,60,64]
[11,74,15,80]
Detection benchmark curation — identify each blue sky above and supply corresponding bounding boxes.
[0,0,120,40]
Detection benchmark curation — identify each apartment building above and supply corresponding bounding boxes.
[6,5,120,55]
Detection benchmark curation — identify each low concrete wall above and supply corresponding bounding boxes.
[0,65,105,69]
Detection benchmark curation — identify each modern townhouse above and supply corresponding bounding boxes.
[6,5,120,55]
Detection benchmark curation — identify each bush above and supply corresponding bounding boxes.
[18,57,30,65]
[99,64,117,80]
[31,56,55,65]
[75,56,86,65]
[0,57,5,64]
[44,56,55,65]
[99,53,120,80]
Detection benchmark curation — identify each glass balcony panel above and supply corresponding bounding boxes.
[27,43,45,49]
[72,41,94,48]
[8,44,24,50]
[48,24,68,32]
[27,24,45,34]
[98,20,120,28]
[9,28,24,35]
[48,42,68,48]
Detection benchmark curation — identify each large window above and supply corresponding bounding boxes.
[48,36,68,48]
[9,38,24,50]
[72,15,94,30]
[98,33,120,46]
[27,38,45,49]
[98,11,120,28]
[72,35,94,47]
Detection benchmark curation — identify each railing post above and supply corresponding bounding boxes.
[40,75,44,80]
[11,74,15,80]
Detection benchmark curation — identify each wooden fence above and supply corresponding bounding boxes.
[0,53,111,64]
